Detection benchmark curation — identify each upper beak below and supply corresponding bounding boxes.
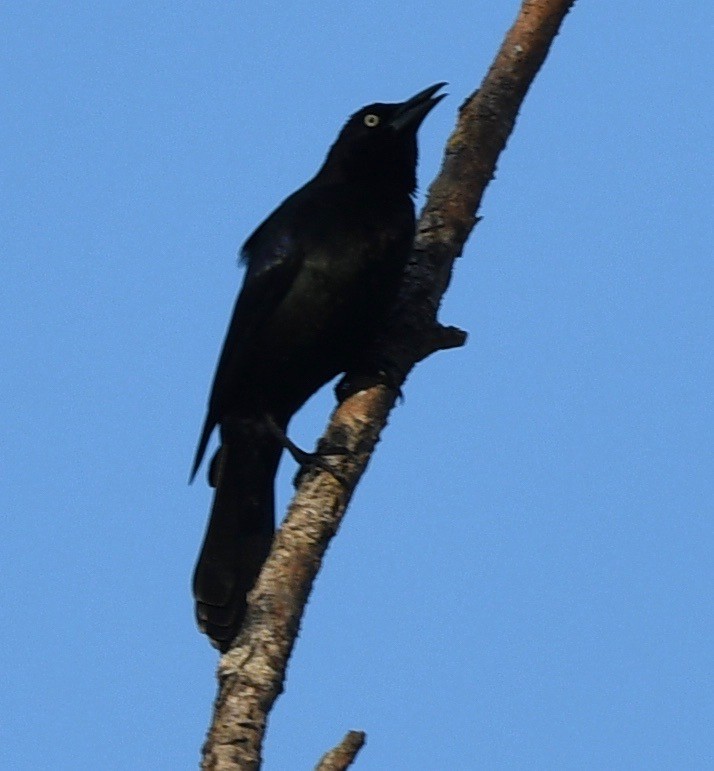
[389,82,447,132]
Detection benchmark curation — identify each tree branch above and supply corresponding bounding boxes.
[314,731,366,771]
[200,1,576,768]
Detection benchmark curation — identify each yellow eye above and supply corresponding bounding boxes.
[363,114,380,127]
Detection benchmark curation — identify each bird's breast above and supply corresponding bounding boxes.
[258,218,407,372]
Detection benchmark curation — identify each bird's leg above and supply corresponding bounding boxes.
[265,414,349,486]
[265,414,321,466]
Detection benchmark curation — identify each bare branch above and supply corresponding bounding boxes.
[200,1,576,768]
[315,731,366,771]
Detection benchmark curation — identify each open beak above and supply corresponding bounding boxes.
[389,82,447,132]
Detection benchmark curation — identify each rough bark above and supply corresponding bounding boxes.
[314,731,366,771]
[200,1,576,768]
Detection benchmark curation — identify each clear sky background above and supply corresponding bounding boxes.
[2,3,712,769]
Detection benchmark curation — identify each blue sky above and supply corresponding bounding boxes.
[2,2,712,769]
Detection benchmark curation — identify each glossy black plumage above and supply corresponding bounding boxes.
[191,83,445,650]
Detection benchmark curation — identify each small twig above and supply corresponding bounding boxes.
[315,731,366,771]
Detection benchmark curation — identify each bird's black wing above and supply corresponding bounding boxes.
[190,217,306,481]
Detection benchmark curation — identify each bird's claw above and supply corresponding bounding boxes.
[336,363,404,403]
[265,415,350,487]
[292,449,350,489]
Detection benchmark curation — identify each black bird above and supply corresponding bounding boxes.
[191,83,445,651]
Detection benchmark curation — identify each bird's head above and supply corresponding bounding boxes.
[320,83,446,194]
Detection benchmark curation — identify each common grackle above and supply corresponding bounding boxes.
[191,83,445,651]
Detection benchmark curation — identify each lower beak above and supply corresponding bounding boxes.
[389,82,447,132]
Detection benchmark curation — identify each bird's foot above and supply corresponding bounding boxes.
[336,359,405,403]
[265,415,350,487]
[291,445,351,489]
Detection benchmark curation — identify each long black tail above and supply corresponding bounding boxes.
[192,416,283,651]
